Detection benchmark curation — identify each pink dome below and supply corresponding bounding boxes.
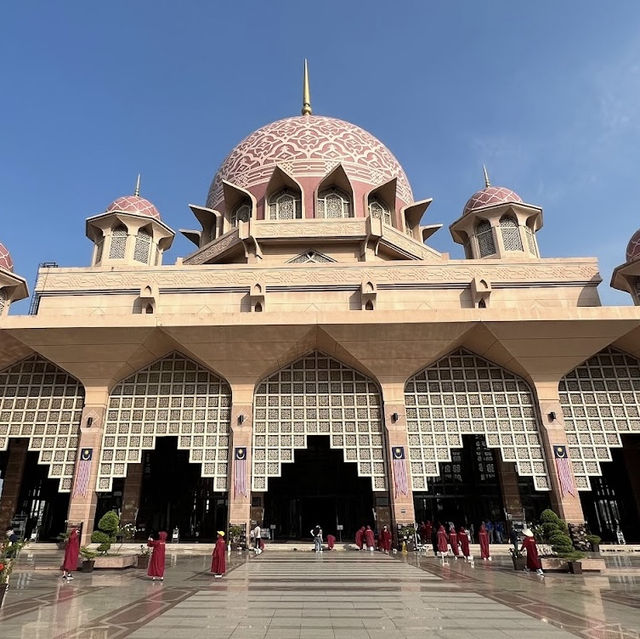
[207,115,413,210]
[463,185,523,216]
[105,195,161,219]
[0,242,14,272]
[626,229,640,263]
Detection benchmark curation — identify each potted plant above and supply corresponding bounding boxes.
[79,546,98,572]
[509,546,526,571]
[56,531,69,551]
[0,538,28,604]
[586,534,601,553]
[539,509,585,573]
[136,544,150,569]
[397,524,417,551]
[228,524,247,552]
[90,511,120,554]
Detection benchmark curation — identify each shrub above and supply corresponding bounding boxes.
[90,511,120,554]
[537,508,584,561]
[586,534,601,546]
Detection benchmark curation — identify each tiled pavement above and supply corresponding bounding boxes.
[1,550,639,638]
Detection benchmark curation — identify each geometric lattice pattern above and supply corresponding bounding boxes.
[98,353,231,492]
[463,185,523,216]
[252,352,387,492]
[500,216,523,251]
[559,347,640,490]
[0,355,84,492]
[476,221,496,257]
[405,349,550,491]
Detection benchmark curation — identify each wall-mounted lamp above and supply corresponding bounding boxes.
[86,417,93,428]
[391,412,399,423]
[237,414,245,425]
[548,412,556,422]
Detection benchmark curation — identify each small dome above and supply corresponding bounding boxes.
[463,185,523,216]
[105,195,161,220]
[626,229,640,263]
[0,242,14,272]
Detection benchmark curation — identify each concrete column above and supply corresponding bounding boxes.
[0,438,29,531]
[532,380,585,524]
[496,458,524,520]
[67,387,109,544]
[120,462,143,527]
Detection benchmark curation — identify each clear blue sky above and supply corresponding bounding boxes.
[2,1,640,312]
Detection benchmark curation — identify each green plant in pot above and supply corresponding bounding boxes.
[91,511,120,554]
[228,524,246,551]
[0,538,28,602]
[137,544,151,569]
[539,509,585,573]
[586,534,601,553]
[79,546,98,572]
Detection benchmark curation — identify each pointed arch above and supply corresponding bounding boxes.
[559,347,640,490]
[404,348,549,492]
[0,355,84,491]
[265,166,304,220]
[315,164,354,219]
[98,352,231,492]
[252,351,386,491]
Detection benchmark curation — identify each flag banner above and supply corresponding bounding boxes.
[553,445,576,497]
[73,448,93,497]
[234,447,248,497]
[392,446,409,496]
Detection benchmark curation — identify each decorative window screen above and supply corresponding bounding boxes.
[109,227,127,259]
[500,216,523,251]
[252,352,387,491]
[405,349,549,491]
[288,250,335,264]
[559,347,640,490]
[231,203,251,226]
[476,221,496,257]
[98,353,231,492]
[524,226,538,256]
[0,355,84,491]
[133,229,152,264]
[317,189,352,219]
[269,190,302,220]
[368,197,392,225]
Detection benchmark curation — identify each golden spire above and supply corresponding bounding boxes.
[134,173,141,197]
[301,59,312,116]
[482,164,491,188]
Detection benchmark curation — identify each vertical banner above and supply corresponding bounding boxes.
[392,446,409,496]
[234,447,248,497]
[73,448,93,497]
[553,445,576,497]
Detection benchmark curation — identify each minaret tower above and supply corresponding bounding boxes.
[611,228,640,304]
[0,242,28,316]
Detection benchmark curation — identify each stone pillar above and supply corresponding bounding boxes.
[532,380,585,524]
[380,383,415,527]
[496,458,524,520]
[0,438,28,531]
[120,462,143,527]
[67,387,109,544]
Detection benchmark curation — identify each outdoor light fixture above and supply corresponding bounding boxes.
[391,412,399,423]
[548,412,556,422]
[238,414,245,425]
[86,417,93,427]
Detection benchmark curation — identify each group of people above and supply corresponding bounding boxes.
[354,525,392,553]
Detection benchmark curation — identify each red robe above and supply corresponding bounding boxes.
[478,525,491,559]
[425,521,433,542]
[326,534,336,550]
[437,526,448,553]
[211,536,226,575]
[449,529,459,556]
[458,528,470,557]
[147,531,167,578]
[364,528,375,548]
[379,528,392,552]
[355,527,365,549]
[62,528,80,571]
[521,536,541,570]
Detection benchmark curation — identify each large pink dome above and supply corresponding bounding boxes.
[207,115,413,210]
[0,242,14,272]
[463,185,523,216]
[626,229,640,263]
[105,195,161,220]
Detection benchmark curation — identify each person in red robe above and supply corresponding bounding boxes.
[521,529,543,575]
[326,534,336,550]
[355,526,365,550]
[364,525,375,551]
[478,523,492,561]
[147,531,167,581]
[379,525,392,554]
[211,531,226,578]
[458,526,471,561]
[448,525,459,558]
[425,521,433,544]
[436,524,449,557]
[61,527,80,580]
[418,521,428,543]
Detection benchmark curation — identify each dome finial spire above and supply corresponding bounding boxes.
[301,59,312,116]
[134,173,141,197]
[482,164,491,188]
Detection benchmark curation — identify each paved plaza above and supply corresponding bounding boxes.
[0,549,639,638]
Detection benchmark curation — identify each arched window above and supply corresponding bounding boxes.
[0,289,7,314]
[269,189,302,220]
[500,215,523,251]
[317,188,352,219]
[368,197,391,225]
[144,303,154,314]
[231,202,251,226]
[524,226,538,256]
[134,228,152,264]
[109,225,127,259]
[475,220,496,257]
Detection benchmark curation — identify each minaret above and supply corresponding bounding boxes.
[301,59,312,116]
[611,228,640,304]
[0,242,28,316]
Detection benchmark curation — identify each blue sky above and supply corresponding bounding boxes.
[2,1,640,312]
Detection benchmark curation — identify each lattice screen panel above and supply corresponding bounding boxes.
[0,355,84,491]
[98,352,231,492]
[405,349,550,491]
[559,347,640,490]
[252,352,387,491]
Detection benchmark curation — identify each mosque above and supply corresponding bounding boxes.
[1,63,640,545]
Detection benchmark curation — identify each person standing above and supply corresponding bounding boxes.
[61,527,80,581]
[326,533,336,550]
[425,521,433,546]
[311,524,323,552]
[495,521,504,544]
[458,526,471,561]
[485,520,494,543]
[147,531,167,581]
[436,524,449,558]
[521,529,544,575]
[431,523,440,556]
[251,522,262,555]
[379,525,392,554]
[355,526,365,551]
[364,525,375,551]
[449,525,459,558]
[211,531,226,578]
[478,523,492,561]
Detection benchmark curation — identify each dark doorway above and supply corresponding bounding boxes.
[263,436,374,540]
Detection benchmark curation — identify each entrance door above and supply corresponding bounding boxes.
[263,436,374,539]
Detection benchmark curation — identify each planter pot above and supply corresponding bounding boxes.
[93,554,136,569]
[136,555,150,569]
[80,560,95,573]
[0,583,7,606]
[511,556,527,571]
[568,560,583,575]
[591,543,600,553]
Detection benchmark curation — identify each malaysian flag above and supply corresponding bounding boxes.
[234,447,248,497]
[392,446,409,496]
[73,448,93,497]
[553,445,576,497]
